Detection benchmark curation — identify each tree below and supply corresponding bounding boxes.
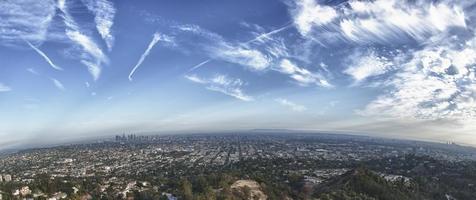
[181,179,193,200]
[203,186,216,200]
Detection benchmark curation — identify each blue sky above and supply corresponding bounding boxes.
[1,0,476,149]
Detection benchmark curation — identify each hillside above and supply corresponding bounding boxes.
[314,168,422,200]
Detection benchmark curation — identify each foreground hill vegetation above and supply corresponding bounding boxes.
[1,155,475,200]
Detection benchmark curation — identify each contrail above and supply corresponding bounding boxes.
[188,59,211,72]
[244,22,293,45]
[50,78,65,91]
[26,41,63,71]
[128,32,162,81]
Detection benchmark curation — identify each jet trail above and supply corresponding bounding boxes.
[244,23,293,45]
[188,59,211,72]
[26,41,63,71]
[50,78,65,91]
[128,33,162,81]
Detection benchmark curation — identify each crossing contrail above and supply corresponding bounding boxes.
[188,59,211,72]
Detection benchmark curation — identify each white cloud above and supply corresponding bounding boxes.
[275,98,307,112]
[290,0,338,36]
[285,0,476,122]
[289,0,467,44]
[81,60,102,81]
[58,0,108,80]
[216,47,271,71]
[319,62,330,73]
[176,24,272,71]
[26,68,40,75]
[174,22,334,87]
[185,74,253,101]
[0,83,12,92]
[26,41,62,71]
[65,31,107,64]
[81,0,116,51]
[277,59,332,87]
[129,32,163,81]
[67,33,105,80]
[0,0,56,46]
[344,50,393,82]
[359,35,476,120]
[24,67,66,91]
[1,0,115,80]
[184,74,207,84]
[173,23,335,89]
[51,78,65,91]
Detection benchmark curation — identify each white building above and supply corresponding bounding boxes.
[3,175,11,182]
[20,186,31,196]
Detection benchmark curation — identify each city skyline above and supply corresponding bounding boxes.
[1,0,476,149]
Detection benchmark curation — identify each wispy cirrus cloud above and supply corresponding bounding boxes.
[26,67,65,91]
[217,47,271,71]
[286,0,476,122]
[0,83,12,92]
[172,23,332,88]
[64,31,107,80]
[58,0,108,80]
[51,78,65,91]
[277,59,332,87]
[185,74,253,101]
[275,98,307,112]
[25,41,62,71]
[0,0,57,46]
[26,68,40,75]
[81,0,116,51]
[289,0,467,45]
[1,0,116,80]
[175,24,272,71]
